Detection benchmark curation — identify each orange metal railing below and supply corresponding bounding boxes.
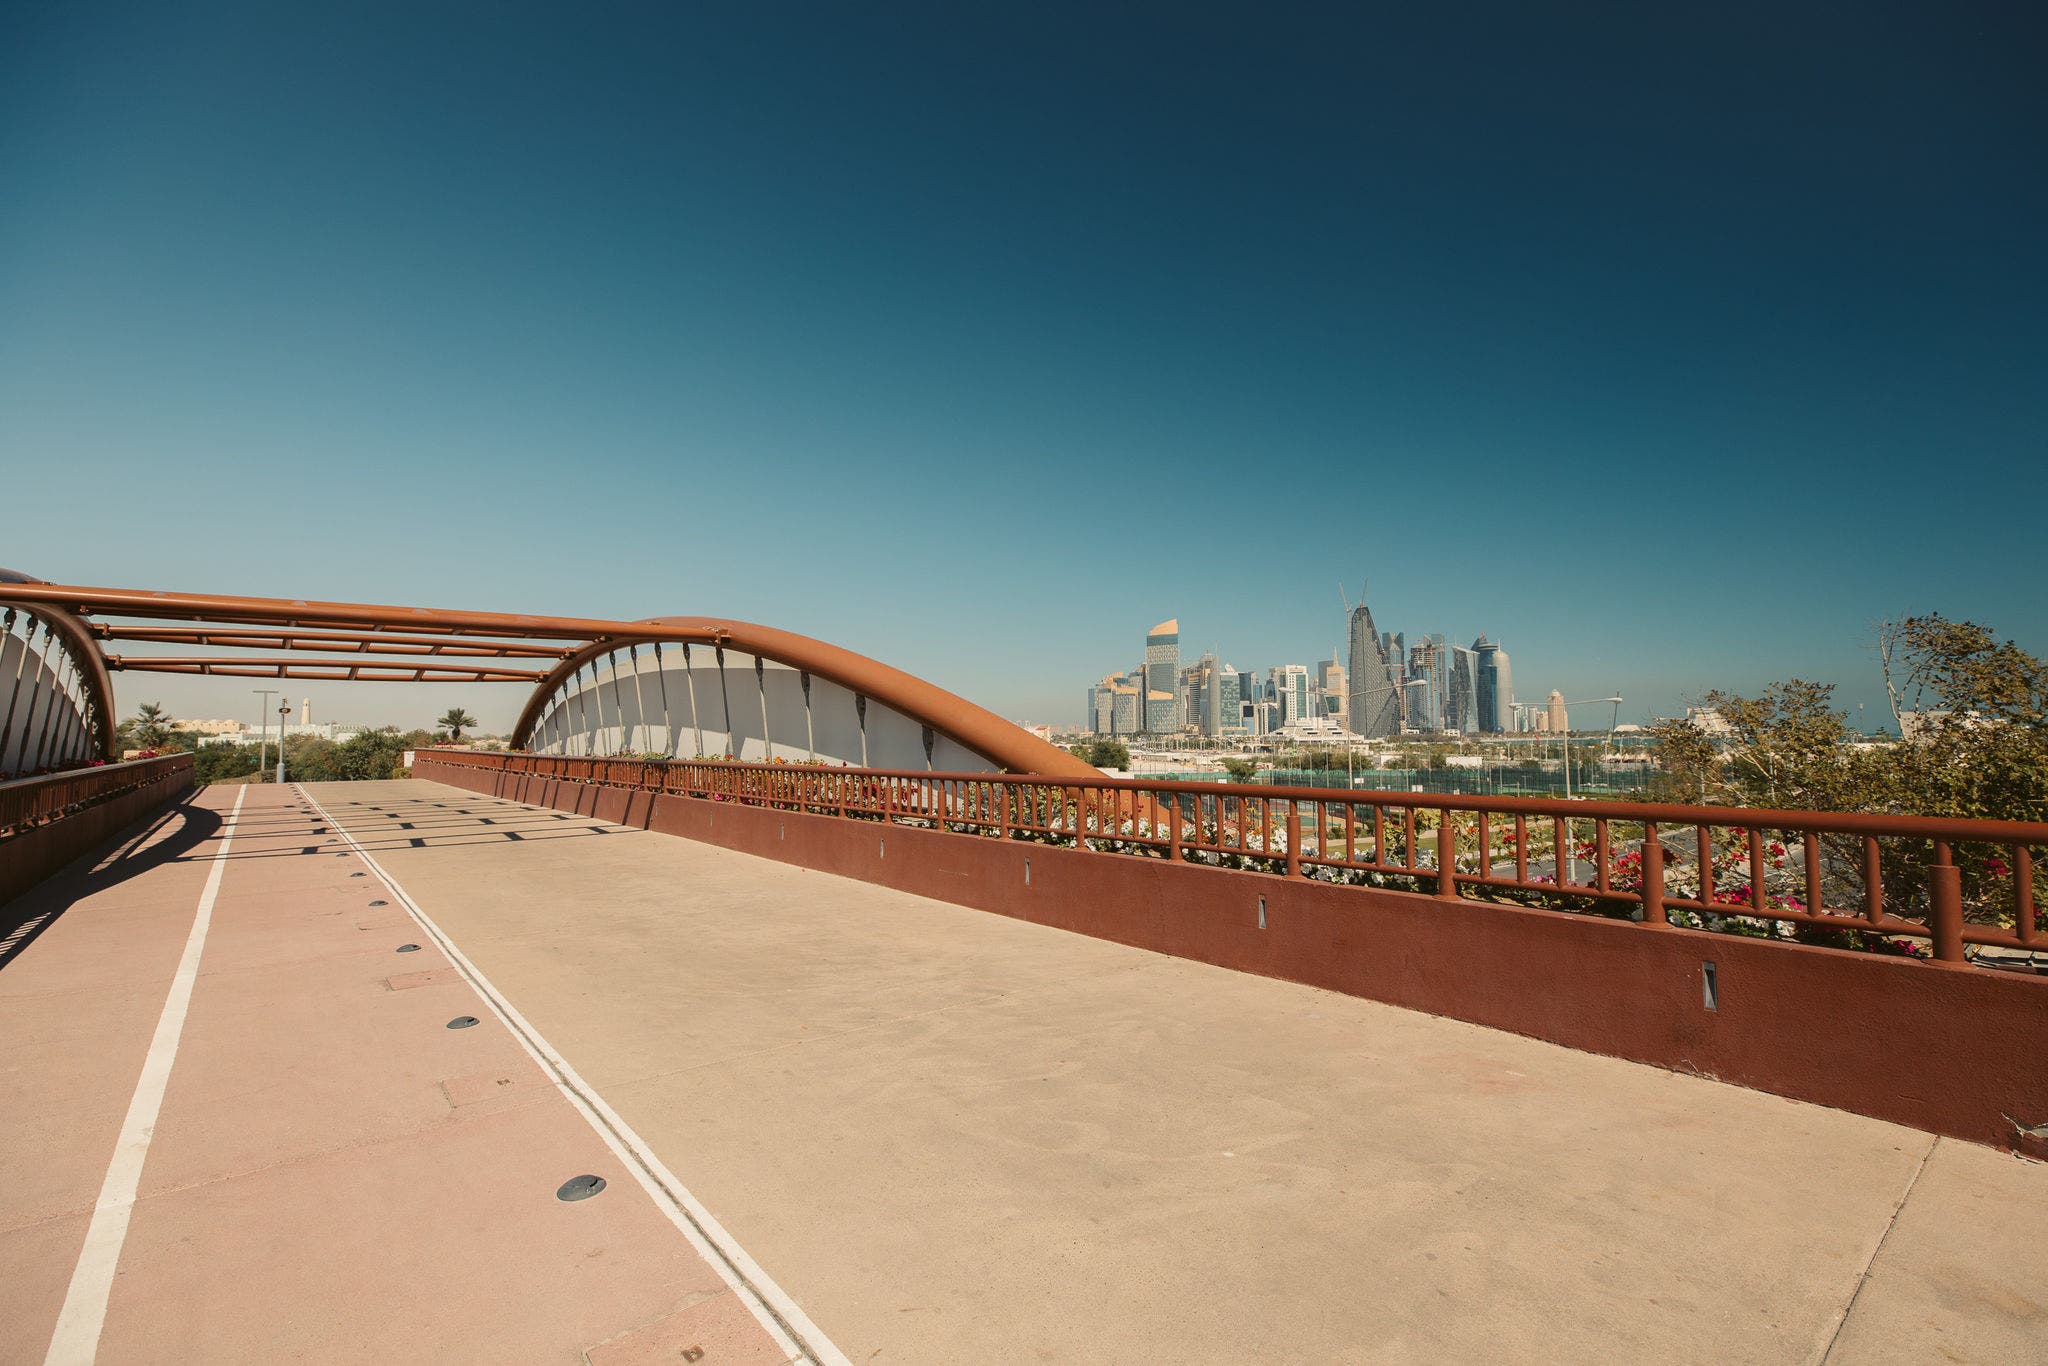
[420,749,2046,966]
[0,754,195,841]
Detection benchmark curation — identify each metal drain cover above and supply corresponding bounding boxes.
[556,1175,606,1202]
[446,1016,480,1030]
[395,943,421,953]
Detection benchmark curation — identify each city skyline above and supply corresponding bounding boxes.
[5,5,2041,733]
[1083,598,1630,740]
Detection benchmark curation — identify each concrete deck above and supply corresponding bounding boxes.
[5,778,2046,1363]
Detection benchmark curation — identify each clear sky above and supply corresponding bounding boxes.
[4,3,2043,735]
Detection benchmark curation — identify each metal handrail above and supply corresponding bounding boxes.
[0,754,195,840]
[418,749,2047,965]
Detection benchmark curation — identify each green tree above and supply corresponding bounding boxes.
[1221,757,1260,784]
[192,743,264,784]
[1086,738,1130,770]
[1648,617,2046,933]
[436,708,479,743]
[1646,714,1721,803]
[130,702,175,749]
[1873,615,2048,830]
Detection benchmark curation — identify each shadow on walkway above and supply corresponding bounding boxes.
[0,797,224,974]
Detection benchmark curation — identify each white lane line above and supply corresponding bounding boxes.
[298,784,853,1366]
[44,785,248,1366]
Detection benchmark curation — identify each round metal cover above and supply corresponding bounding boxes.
[369,900,388,907]
[556,1175,606,1202]
[446,1016,480,1030]
[396,943,421,953]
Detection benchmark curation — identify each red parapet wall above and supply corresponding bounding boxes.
[0,756,197,905]
[417,755,2048,1152]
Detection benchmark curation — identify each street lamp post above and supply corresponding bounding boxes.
[1554,695,1624,882]
[1557,696,1626,801]
[252,689,276,783]
[276,702,292,784]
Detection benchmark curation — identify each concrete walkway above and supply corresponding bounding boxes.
[5,777,2044,1364]
[309,781,2046,1364]
[1,784,820,1366]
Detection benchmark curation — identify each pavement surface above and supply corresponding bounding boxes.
[4,776,2045,1364]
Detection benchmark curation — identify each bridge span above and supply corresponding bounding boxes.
[5,776,2045,1364]
[3,573,2047,1362]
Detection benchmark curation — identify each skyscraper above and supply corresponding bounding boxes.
[1546,689,1568,733]
[1404,678,1431,732]
[1270,664,1311,725]
[1182,651,1228,736]
[1447,645,1478,733]
[1322,655,1347,725]
[1144,619,1180,733]
[1404,636,1444,731]
[1346,601,1400,739]
[1474,635,1513,734]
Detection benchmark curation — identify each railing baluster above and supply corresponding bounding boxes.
[1748,829,1767,913]
[1930,841,1964,962]
[1642,824,1666,923]
[1698,827,1713,907]
[2017,846,2036,945]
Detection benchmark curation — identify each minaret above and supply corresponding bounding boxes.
[301,698,311,727]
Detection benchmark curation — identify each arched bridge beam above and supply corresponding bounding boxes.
[512,617,1100,780]
[0,570,120,775]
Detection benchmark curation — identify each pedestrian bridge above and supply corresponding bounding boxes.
[4,575,2047,1363]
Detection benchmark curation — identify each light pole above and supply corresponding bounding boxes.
[1558,696,1625,801]
[1554,695,1624,883]
[276,701,292,784]
[253,689,276,783]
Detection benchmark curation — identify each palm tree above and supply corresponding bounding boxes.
[132,702,175,749]
[436,708,479,743]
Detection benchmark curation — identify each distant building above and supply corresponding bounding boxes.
[1347,601,1400,739]
[1546,689,1568,733]
[1683,706,1733,737]
[1270,664,1311,726]
[1179,652,1234,736]
[1405,635,1446,731]
[1447,646,1478,733]
[1145,619,1180,733]
[1404,678,1432,732]
[174,719,251,736]
[1474,636,1513,734]
[1086,673,1143,735]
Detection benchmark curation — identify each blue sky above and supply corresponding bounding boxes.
[3,3,2043,734]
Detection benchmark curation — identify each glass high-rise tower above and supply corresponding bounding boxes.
[1474,635,1513,734]
[1447,645,1478,733]
[1346,601,1400,739]
[1144,619,1180,733]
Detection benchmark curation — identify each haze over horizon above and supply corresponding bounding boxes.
[4,4,2042,735]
